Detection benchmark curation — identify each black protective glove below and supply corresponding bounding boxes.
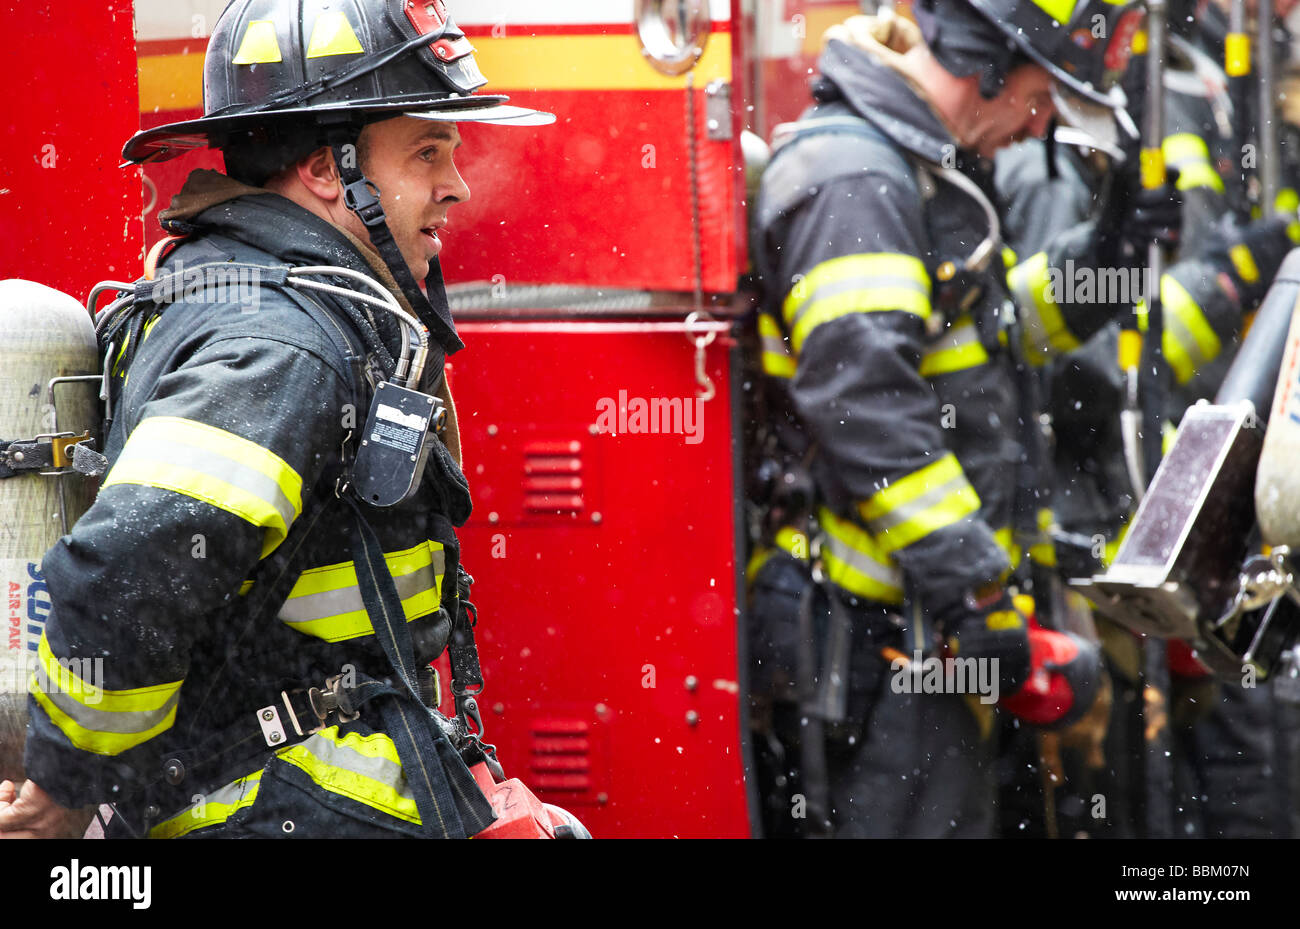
[1199,215,1296,310]
[1096,166,1184,270]
[928,582,1032,699]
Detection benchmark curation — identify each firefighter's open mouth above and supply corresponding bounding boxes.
[422,227,442,258]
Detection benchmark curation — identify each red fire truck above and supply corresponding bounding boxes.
[0,0,866,838]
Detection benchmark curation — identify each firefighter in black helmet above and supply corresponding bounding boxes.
[0,0,559,839]
[747,0,1147,838]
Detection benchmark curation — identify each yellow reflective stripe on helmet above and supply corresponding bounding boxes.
[278,541,446,643]
[817,507,904,604]
[919,316,990,377]
[993,526,1023,570]
[783,254,931,355]
[232,20,283,65]
[30,633,181,756]
[1008,251,1081,364]
[757,311,796,379]
[1161,134,1225,193]
[1151,275,1221,385]
[278,726,421,825]
[305,10,365,58]
[149,769,263,839]
[1029,0,1078,24]
[103,416,304,559]
[858,454,981,554]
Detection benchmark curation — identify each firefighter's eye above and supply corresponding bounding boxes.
[418,147,441,162]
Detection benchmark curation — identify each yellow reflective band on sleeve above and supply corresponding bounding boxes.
[278,541,446,642]
[30,633,182,756]
[757,311,796,380]
[1002,246,1018,268]
[1008,251,1082,364]
[238,579,255,596]
[817,507,904,604]
[1029,0,1078,24]
[103,416,305,559]
[783,254,931,355]
[1229,243,1261,284]
[149,769,263,839]
[279,726,422,825]
[919,316,990,377]
[858,454,981,554]
[745,547,774,587]
[232,20,283,65]
[993,526,1023,571]
[1275,189,1300,243]
[1161,134,1225,193]
[1155,275,1221,385]
[1225,33,1250,77]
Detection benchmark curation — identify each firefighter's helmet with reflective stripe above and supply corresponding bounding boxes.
[965,0,1141,109]
[122,0,553,165]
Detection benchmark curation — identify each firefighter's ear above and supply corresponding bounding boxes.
[293,146,345,203]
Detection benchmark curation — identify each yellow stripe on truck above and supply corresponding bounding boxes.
[140,33,734,112]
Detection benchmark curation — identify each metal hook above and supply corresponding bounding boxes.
[685,310,717,402]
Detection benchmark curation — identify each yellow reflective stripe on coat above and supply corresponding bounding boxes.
[919,316,989,377]
[858,454,981,555]
[278,726,421,824]
[103,416,304,558]
[1275,188,1300,243]
[757,311,796,379]
[1161,134,1225,193]
[150,769,263,839]
[1023,507,1058,567]
[1008,251,1081,364]
[30,633,181,756]
[278,541,446,642]
[993,526,1023,570]
[1148,275,1221,384]
[817,506,904,604]
[774,526,810,561]
[783,253,931,355]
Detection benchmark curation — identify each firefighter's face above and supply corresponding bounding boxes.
[965,63,1056,159]
[350,116,472,283]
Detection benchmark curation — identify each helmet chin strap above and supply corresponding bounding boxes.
[327,128,464,358]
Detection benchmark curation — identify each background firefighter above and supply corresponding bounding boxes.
[746,0,1143,838]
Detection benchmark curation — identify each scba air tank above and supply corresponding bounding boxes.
[0,280,100,781]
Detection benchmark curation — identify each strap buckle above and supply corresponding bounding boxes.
[342,177,387,228]
[307,673,361,726]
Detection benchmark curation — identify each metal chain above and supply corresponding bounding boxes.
[684,72,716,402]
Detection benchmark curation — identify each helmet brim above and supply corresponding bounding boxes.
[407,104,556,126]
[1050,83,1136,158]
[122,95,554,164]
